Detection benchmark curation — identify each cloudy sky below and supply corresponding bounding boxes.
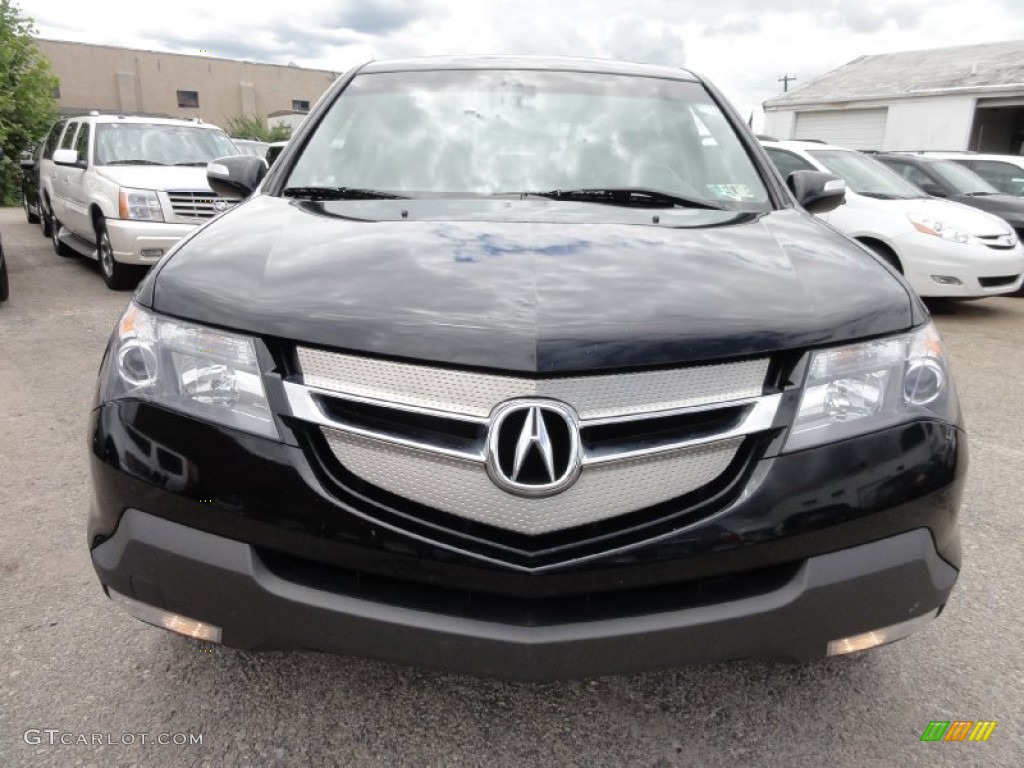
[20,0,1024,127]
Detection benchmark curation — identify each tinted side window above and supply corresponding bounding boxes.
[60,122,79,150]
[970,160,1024,195]
[765,148,816,178]
[44,121,67,159]
[74,122,90,163]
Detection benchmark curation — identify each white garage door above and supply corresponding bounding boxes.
[793,108,888,149]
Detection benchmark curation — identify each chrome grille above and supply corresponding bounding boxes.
[324,429,742,535]
[297,347,769,420]
[167,190,236,220]
[285,348,780,535]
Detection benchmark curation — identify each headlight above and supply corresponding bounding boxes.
[118,187,164,221]
[100,304,277,438]
[907,213,970,244]
[785,323,957,452]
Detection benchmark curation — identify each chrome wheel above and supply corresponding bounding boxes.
[99,228,114,278]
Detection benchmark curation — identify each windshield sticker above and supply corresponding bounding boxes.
[707,183,755,200]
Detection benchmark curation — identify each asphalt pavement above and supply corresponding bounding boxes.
[0,206,1021,767]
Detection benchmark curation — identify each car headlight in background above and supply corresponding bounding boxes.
[119,187,164,221]
[785,323,957,452]
[101,304,276,438]
[906,213,971,244]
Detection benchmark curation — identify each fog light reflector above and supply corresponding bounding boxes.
[141,248,165,258]
[109,589,222,642]
[827,609,938,656]
[930,275,962,285]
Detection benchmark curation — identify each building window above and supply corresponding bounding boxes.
[177,90,199,108]
[292,99,310,112]
[52,85,61,99]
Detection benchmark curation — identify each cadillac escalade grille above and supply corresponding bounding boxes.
[167,190,236,220]
[285,348,780,536]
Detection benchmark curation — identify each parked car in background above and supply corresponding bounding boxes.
[265,140,288,166]
[0,226,8,302]
[90,56,965,679]
[762,140,1024,298]
[232,138,270,160]
[0,149,8,301]
[916,152,1024,197]
[874,153,1024,243]
[38,113,242,289]
[19,141,44,226]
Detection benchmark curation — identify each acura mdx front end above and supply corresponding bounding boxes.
[88,57,965,679]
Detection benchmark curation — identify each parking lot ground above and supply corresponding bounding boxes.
[0,205,1021,767]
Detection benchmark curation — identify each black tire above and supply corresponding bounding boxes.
[24,191,39,224]
[40,198,53,238]
[50,212,74,258]
[96,220,145,290]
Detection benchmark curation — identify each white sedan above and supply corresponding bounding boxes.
[761,140,1024,298]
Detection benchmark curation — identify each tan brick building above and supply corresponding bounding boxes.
[36,38,341,129]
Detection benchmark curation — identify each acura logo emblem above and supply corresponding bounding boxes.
[212,199,229,212]
[486,400,582,497]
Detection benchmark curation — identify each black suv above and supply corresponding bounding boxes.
[88,57,965,679]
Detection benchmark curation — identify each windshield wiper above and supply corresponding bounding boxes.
[104,160,168,166]
[282,186,409,201]
[515,187,724,210]
[173,161,211,167]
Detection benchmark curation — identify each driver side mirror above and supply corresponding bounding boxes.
[19,151,36,170]
[207,155,268,199]
[53,148,80,167]
[919,182,947,198]
[787,170,846,214]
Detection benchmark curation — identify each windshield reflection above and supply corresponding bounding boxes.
[286,69,770,212]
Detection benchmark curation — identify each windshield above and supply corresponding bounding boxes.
[929,160,999,195]
[95,123,240,166]
[286,69,771,211]
[808,149,925,199]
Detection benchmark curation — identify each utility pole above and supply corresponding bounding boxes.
[778,74,797,93]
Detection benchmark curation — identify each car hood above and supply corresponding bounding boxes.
[848,194,1014,235]
[95,165,214,192]
[949,193,1024,226]
[148,196,915,373]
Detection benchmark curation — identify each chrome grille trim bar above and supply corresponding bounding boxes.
[282,382,782,466]
[296,347,769,420]
[284,381,486,462]
[582,394,782,465]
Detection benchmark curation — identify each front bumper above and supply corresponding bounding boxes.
[93,512,956,679]
[894,233,1024,297]
[105,219,196,265]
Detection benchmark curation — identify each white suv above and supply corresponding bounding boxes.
[38,113,243,289]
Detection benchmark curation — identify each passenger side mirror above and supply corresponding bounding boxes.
[787,170,846,214]
[53,149,79,167]
[207,155,268,199]
[19,151,36,170]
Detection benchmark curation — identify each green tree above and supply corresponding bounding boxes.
[224,114,292,143]
[0,0,58,205]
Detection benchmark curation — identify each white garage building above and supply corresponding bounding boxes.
[763,40,1024,154]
